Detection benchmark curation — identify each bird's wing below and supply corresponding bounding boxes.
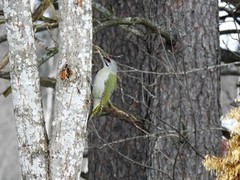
[101,72,117,108]
[91,69,106,117]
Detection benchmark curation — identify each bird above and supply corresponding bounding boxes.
[90,56,117,118]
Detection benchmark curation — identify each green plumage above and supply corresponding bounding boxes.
[101,73,117,108]
[91,73,117,117]
[91,65,117,118]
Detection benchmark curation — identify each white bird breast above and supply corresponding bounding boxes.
[92,67,112,98]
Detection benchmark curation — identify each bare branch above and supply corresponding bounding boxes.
[221,48,240,63]
[106,104,149,134]
[32,0,54,21]
[0,71,56,96]
[220,29,240,35]
[119,60,240,76]
[94,17,175,44]
[0,75,56,92]
[0,53,9,70]
[93,2,176,44]
[92,2,112,17]
[0,35,7,43]
[0,23,58,44]
[92,2,145,38]
[221,70,240,76]
[219,6,240,25]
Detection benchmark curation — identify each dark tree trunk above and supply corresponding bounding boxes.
[88,1,220,179]
[145,1,221,179]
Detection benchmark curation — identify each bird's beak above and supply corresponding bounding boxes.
[103,56,111,63]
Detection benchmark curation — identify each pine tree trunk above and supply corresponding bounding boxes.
[89,0,220,179]
[146,1,220,179]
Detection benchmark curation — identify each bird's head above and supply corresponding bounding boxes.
[103,56,117,73]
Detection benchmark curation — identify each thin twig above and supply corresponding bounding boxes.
[32,0,54,21]
[89,119,173,179]
[119,61,240,76]
[0,53,9,70]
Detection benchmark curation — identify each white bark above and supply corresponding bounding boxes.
[49,0,92,179]
[3,0,48,179]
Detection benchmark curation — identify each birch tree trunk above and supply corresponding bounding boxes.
[49,0,92,179]
[3,0,48,179]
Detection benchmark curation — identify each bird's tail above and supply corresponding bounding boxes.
[90,104,101,118]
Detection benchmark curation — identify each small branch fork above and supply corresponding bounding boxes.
[104,103,145,131]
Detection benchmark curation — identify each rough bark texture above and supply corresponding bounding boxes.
[49,0,92,179]
[88,1,151,180]
[89,0,220,179]
[3,0,48,179]
[146,1,220,179]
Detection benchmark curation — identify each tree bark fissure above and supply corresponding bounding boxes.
[146,1,221,179]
